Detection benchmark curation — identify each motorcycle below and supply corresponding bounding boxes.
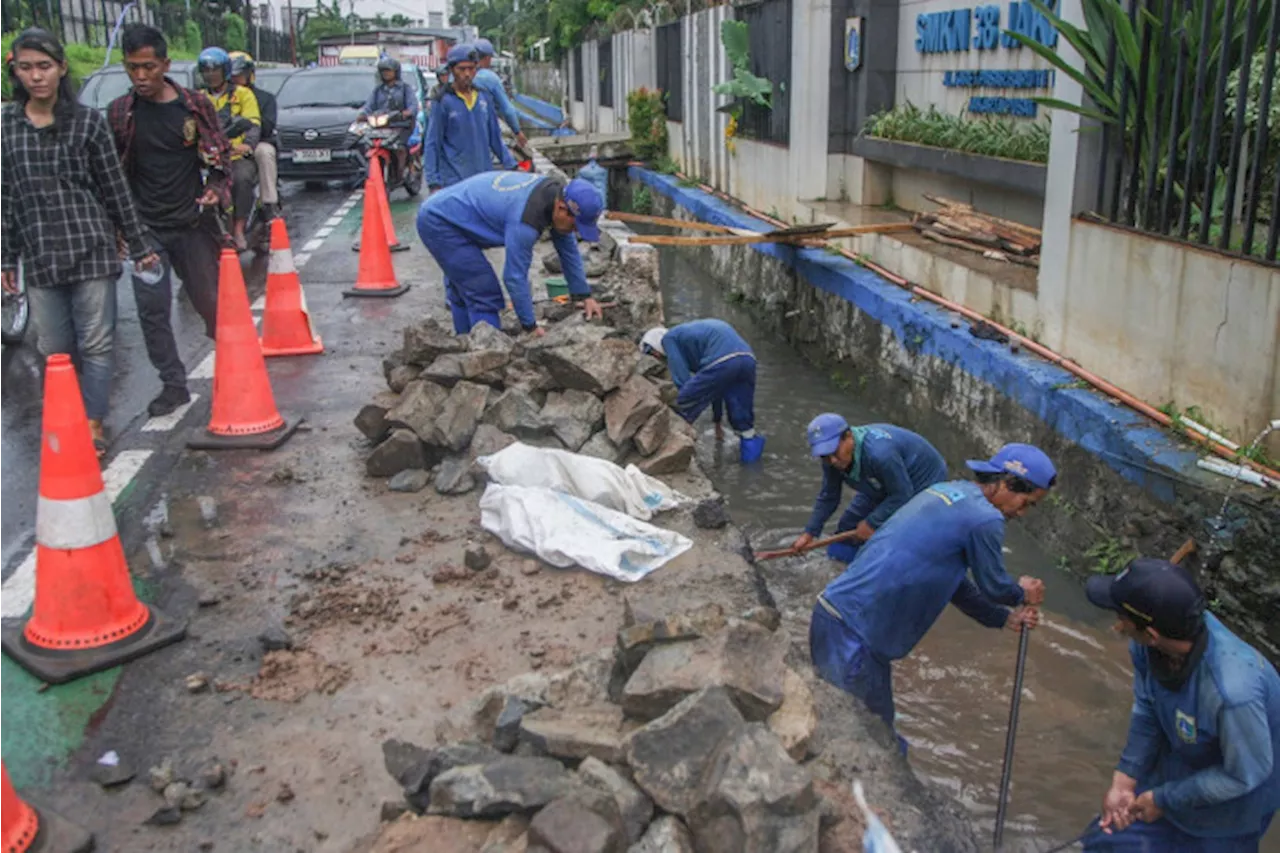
[349,112,423,198]
[2,259,29,347]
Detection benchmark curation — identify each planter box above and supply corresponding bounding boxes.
[850,136,1046,199]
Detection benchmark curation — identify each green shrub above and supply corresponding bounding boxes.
[223,13,247,52]
[864,102,1050,164]
[627,86,668,163]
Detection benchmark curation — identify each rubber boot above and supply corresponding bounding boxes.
[739,433,766,464]
[469,310,501,331]
[826,540,861,564]
[448,301,472,334]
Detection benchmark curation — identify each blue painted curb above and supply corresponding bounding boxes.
[516,92,564,125]
[629,166,1203,504]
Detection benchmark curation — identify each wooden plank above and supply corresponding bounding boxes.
[604,211,746,234]
[628,222,914,247]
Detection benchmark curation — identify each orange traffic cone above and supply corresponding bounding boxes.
[260,219,324,357]
[344,159,409,298]
[0,355,186,684]
[188,249,302,449]
[351,155,409,253]
[2,761,95,852]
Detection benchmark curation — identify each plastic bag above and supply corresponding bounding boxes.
[476,442,688,521]
[479,484,693,582]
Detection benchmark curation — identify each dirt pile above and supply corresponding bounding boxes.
[355,310,697,486]
[365,601,883,853]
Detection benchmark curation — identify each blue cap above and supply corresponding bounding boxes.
[562,178,603,242]
[474,38,496,57]
[965,442,1057,490]
[805,413,849,457]
[1085,557,1206,639]
[446,44,477,66]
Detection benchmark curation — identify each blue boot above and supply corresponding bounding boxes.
[469,310,502,331]
[739,434,766,464]
[826,540,861,564]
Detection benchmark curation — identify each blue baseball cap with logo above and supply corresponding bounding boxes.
[806,413,850,457]
[965,442,1056,489]
[562,178,603,242]
[447,43,478,66]
[474,38,496,57]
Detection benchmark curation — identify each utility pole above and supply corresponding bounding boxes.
[287,0,297,64]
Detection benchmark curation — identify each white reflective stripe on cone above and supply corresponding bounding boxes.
[36,491,118,550]
[268,247,296,276]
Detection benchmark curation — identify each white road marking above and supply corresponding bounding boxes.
[191,352,215,379]
[302,239,323,253]
[251,295,266,311]
[294,253,311,267]
[325,216,343,227]
[141,395,200,432]
[315,227,334,239]
[2,450,154,618]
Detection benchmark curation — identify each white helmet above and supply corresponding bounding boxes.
[640,327,667,356]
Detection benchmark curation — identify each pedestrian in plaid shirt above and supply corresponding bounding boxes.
[1,28,159,457]
[108,24,232,418]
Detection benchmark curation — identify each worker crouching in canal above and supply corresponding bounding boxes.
[640,318,765,463]
[809,443,1054,754]
[794,415,948,563]
[1083,558,1280,852]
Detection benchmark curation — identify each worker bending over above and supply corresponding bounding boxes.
[797,415,948,562]
[640,318,764,463]
[810,443,1052,753]
[425,44,514,191]
[416,171,603,334]
[1084,558,1279,852]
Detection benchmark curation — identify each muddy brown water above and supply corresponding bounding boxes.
[654,248,1279,851]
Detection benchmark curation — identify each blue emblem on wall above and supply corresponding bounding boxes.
[845,17,864,72]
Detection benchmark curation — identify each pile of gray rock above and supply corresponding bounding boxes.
[354,314,698,494]
[373,601,852,853]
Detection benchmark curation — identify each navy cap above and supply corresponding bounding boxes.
[562,178,603,242]
[1085,557,1206,639]
[447,43,477,66]
[806,413,849,457]
[474,38,496,57]
[965,442,1056,490]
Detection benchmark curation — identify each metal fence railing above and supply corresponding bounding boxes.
[736,0,791,145]
[598,36,613,107]
[1091,0,1278,264]
[2,0,293,65]
[656,20,682,120]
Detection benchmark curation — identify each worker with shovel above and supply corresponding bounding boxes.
[1082,557,1279,852]
[640,319,764,463]
[793,415,948,563]
[809,443,1052,753]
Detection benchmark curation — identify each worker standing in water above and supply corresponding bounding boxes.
[810,443,1052,753]
[640,319,764,463]
[1083,557,1279,852]
[794,416,948,562]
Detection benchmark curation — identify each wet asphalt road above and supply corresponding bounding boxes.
[0,182,352,575]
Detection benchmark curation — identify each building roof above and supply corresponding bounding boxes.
[315,27,469,45]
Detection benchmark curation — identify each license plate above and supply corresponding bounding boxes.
[293,148,331,163]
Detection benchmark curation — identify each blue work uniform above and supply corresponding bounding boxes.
[416,171,590,334]
[663,319,757,435]
[1083,614,1280,852]
[809,480,1025,752]
[475,68,523,137]
[805,425,948,563]
[424,87,515,190]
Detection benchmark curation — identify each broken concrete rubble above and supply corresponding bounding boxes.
[632,408,672,457]
[579,430,628,464]
[604,376,663,445]
[541,389,605,451]
[518,704,631,764]
[535,338,638,397]
[528,788,626,853]
[386,380,451,445]
[427,756,575,819]
[436,457,477,495]
[483,388,551,439]
[577,757,653,845]
[436,382,491,453]
[367,429,427,478]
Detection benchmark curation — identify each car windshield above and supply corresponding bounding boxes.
[86,72,134,108]
[254,69,293,95]
[276,72,373,109]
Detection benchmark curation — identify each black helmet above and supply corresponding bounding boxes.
[376,54,400,75]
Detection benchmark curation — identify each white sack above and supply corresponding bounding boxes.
[476,442,687,521]
[479,484,693,582]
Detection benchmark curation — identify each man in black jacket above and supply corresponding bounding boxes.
[230,51,278,220]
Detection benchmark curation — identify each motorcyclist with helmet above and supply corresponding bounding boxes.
[356,54,417,184]
[229,51,279,222]
[198,46,260,250]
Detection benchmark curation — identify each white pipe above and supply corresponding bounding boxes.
[1197,457,1280,490]
[1181,417,1240,452]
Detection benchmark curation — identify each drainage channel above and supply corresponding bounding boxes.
[651,245,1280,851]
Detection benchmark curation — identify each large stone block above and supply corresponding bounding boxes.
[541,389,606,451]
[577,757,653,845]
[386,380,451,445]
[367,429,427,478]
[427,756,575,819]
[436,381,491,453]
[604,377,663,444]
[518,704,630,764]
